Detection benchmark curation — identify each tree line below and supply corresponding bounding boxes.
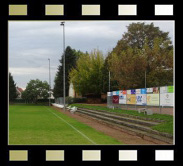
[9,74,50,103]
[9,22,173,102]
[53,22,173,97]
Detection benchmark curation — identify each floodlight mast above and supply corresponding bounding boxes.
[48,58,51,106]
[145,70,146,89]
[61,22,66,111]
[109,71,110,92]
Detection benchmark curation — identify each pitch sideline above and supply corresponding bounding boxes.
[44,106,97,145]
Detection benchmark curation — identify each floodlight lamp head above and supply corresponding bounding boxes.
[61,22,65,26]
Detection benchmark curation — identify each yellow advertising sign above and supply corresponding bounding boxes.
[127,94,136,104]
[147,94,159,106]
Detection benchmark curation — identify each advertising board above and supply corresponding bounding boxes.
[136,94,147,105]
[113,95,119,104]
[127,94,136,104]
[160,93,174,106]
[119,90,126,104]
[147,94,159,105]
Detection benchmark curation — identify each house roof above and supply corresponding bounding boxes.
[17,87,24,93]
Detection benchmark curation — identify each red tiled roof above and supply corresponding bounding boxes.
[17,87,24,93]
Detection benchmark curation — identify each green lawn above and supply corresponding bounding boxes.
[9,104,122,145]
[70,104,174,135]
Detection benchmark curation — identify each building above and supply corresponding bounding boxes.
[68,82,81,98]
[16,87,24,99]
[49,89,54,99]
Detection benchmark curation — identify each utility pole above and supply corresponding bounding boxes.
[48,58,51,106]
[109,71,110,92]
[145,70,146,89]
[145,70,147,109]
[61,22,66,111]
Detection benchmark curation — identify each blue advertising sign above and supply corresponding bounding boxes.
[141,88,147,94]
[136,95,143,103]
[131,89,136,94]
[136,94,147,105]
[116,90,119,95]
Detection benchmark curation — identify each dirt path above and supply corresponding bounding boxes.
[52,106,168,145]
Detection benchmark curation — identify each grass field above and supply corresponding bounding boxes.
[9,104,122,145]
[71,104,174,135]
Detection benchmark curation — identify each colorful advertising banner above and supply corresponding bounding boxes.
[116,90,119,95]
[113,95,119,104]
[153,87,159,94]
[108,85,173,106]
[146,88,153,94]
[127,94,136,104]
[136,89,141,94]
[131,89,136,94]
[136,88,146,105]
[168,86,174,93]
[136,88,147,94]
[160,86,167,94]
[147,94,159,106]
[113,91,117,95]
[119,90,123,96]
[127,90,131,95]
[119,91,127,104]
[147,87,159,94]
[136,94,147,105]
[160,93,174,106]
[141,88,147,94]
[122,90,127,95]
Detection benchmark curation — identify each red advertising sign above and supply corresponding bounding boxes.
[113,95,119,104]
[122,90,127,95]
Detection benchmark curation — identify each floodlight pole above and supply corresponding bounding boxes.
[61,22,66,112]
[109,71,110,92]
[145,70,147,109]
[145,70,146,89]
[48,58,51,106]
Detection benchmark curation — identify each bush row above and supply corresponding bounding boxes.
[13,98,55,103]
[65,97,87,104]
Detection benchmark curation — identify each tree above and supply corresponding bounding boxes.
[69,49,104,96]
[53,46,81,98]
[108,22,173,89]
[143,37,173,87]
[109,48,147,89]
[113,22,171,55]
[22,79,49,103]
[101,54,119,93]
[9,72,18,102]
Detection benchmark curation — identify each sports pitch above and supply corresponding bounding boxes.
[9,104,122,145]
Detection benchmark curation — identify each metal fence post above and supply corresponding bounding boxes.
[159,86,161,114]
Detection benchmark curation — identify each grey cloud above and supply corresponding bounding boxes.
[9,21,174,88]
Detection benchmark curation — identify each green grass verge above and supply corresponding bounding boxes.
[70,104,173,135]
[9,104,122,145]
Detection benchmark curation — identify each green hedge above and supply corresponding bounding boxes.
[13,99,55,103]
[66,97,87,104]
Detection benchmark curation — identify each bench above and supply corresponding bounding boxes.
[138,108,153,115]
[66,106,72,110]
[70,106,77,114]
[138,108,146,113]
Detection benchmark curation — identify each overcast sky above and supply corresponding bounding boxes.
[9,21,174,89]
